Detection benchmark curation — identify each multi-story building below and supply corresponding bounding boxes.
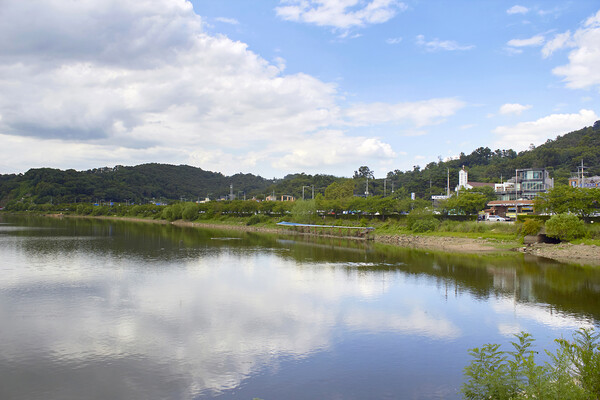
[568,175,600,188]
[495,168,554,200]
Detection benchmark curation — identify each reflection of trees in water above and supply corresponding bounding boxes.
[5,214,600,322]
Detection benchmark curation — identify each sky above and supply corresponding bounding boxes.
[0,0,599,179]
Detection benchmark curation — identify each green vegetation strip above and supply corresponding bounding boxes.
[462,329,600,400]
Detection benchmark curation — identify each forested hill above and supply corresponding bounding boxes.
[1,121,599,206]
[386,120,600,198]
[0,163,272,206]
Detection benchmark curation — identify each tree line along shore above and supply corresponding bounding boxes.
[4,189,599,265]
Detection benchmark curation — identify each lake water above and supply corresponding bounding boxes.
[1,215,599,400]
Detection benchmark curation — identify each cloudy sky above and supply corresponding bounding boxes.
[0,0,599,178]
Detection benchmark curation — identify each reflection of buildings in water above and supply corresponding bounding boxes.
[487,265,536,302]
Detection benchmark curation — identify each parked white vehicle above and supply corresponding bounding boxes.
[487,215,507,222]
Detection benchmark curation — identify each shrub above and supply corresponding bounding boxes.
[246,214,268,226]
[411,218,439,233]
[182,203,200,221]
[462,329,599,400]
[545,213,585,242]
[407,209,439,233]
[161,203,183,221]
[520,218,543,236]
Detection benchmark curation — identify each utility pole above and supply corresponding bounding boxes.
[515,169,518,200]
[302,185,312,200]
[446,168,450,197]
[579,159,587,187]
[429,179,432,202]
[365,176,369,197]
[312,185,314,200]
[384,179,387,197]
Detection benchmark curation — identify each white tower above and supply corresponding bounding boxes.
[458,166,468,190]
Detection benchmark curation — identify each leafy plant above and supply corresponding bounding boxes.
[407,208,439,233]
[462,329,599,400]
[545,213,586,241]
[520,218,543,236]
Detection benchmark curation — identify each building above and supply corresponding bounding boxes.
[495,168,553,200]
[265,195,296,201]
[569,175,600,188]
[455,166,495,192]
[485,200,535,219]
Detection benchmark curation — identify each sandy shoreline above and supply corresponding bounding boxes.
[45,214,600,266]
[517,242,600,266]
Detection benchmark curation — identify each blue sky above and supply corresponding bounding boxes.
[0,0,599,178]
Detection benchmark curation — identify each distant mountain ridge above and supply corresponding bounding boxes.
[0,120,599,206]
[0,163,272,206]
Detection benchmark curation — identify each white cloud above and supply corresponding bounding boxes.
[272,130,395,170]
[504,47,524,56]
[416,35,474,52]
[507,35,545,47]
[0,0,467,177]
[499,103,532,115]
[507,5,529,15]
[551,10,600,90]
[493,109,599,150]
[344,98,466,127]
[541,31,574,58]
[386,37,402,44]
[215,17,239,25]
[275,0,407,30]
[416,35,475,51]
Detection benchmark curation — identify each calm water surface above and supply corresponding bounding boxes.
[1,215,599,400]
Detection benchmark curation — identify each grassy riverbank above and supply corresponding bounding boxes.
[5,200,600,265]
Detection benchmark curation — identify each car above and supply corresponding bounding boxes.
[487,215,507,222]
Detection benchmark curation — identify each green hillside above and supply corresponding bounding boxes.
[1,120,599,207]
[0,163,271,206]
[385,120,600,198]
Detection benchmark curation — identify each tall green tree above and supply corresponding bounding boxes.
[535,186,600,218]
[445,190,488,215]
[324,179,355,199]
[353,166,374,179]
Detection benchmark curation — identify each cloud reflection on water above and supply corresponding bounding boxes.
[0,244,463,397]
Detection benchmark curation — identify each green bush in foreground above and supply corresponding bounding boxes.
[545,213,586,242]
[462,329,600,400]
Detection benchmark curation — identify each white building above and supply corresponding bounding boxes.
[456,166,472,191]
